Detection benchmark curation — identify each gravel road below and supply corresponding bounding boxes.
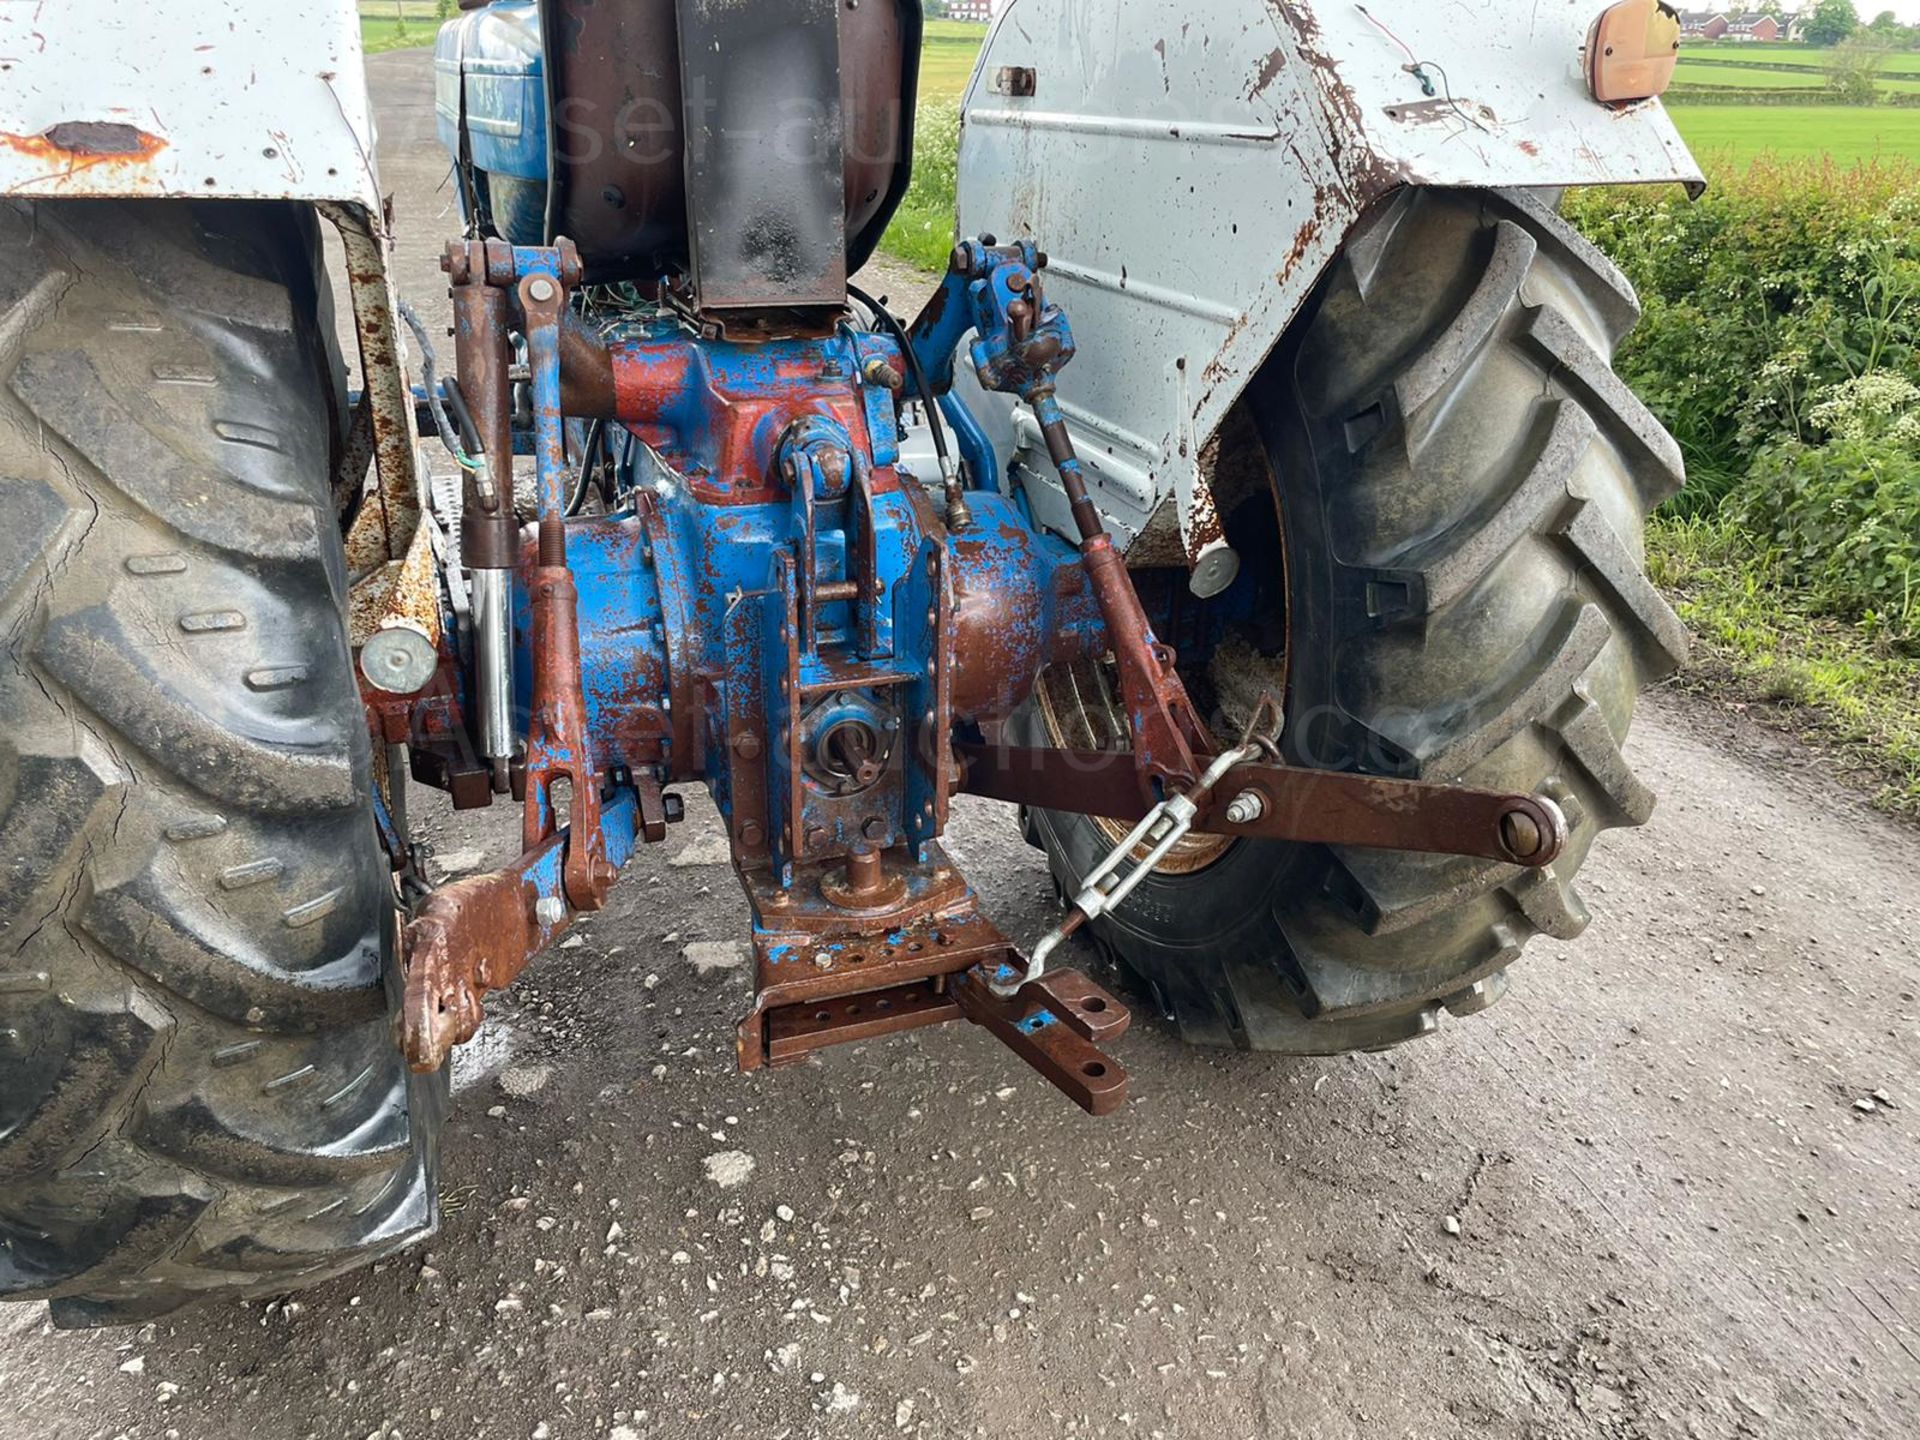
[3,48,1916,1440]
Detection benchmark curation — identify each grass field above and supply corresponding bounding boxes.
[1675,60,1920,92]
[919,19,989,104]
[1688,40,1920,73]
[360,0,444,55]
[1669,104,1920,166]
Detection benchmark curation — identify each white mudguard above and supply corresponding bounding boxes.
[0,2,378,209]
[955,0,1705,591]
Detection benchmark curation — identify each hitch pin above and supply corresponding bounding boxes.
[994,743,1261,998]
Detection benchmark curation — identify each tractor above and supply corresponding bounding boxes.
[0,0,1699,1323]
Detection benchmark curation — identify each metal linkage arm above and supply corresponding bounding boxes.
[957,741,1571,869]
[402,789,642,1072]
[926,239,1213,798]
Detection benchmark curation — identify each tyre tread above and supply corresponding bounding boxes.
[0,200,436,1326]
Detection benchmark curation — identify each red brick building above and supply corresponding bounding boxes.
[1726,12,1783,41]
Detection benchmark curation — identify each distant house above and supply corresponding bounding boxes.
[1726,12,1783,41]
[1680,11,1731,39]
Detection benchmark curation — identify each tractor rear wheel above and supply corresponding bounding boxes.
[1024,187,1688,1053]
[0,200,441,1326]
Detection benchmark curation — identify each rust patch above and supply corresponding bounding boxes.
[1263,0,1405,205]
[2,124,168,185]
[1282,205,1325,281]
[1245,47,1288,102]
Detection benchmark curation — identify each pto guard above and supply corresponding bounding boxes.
[954,0,1705,586]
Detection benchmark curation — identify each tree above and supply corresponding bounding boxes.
[1828,30,1895,99]
[1865,10,1916,44]
[1803,0,1862,46]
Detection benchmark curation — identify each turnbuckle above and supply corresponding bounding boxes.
[993,743,1262,997]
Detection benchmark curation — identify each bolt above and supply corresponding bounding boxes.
[526,276,557,304]
[1224,790,1266,826]
[733,732,763,761]
[863,358,905,391]
[805,827,829,853]
[862,816,888,842]
[739,820,765,848]
[844,845,884,900]
[1501,810,1544,860]
[534,896,566,927]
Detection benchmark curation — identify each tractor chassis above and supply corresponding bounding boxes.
[377,236,1568,1116]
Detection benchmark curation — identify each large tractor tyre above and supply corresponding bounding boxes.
[1024,187,1688,1053]
[0,200,442,1327]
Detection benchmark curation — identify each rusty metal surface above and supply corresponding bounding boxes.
[402,789,643,1072]
[736,857,1133,1115]
[956,742,1570,869]
[737,870,1011,1074]
[1077,533,1209,796]
[950,968,1129,1118]
[448,241,516,568]
[1027,968,1131,1047]
[764,981,964,1067]
[520,557,615,910]
[402,833,568,1072]
[535,0,917,283]
[328,202,425,588]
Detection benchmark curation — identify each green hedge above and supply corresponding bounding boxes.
[1565,162,1920,646]
[1665,85,1920,105]
[1667,85,1850,103]
[881,104,962,273]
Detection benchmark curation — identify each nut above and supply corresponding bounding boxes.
[534,896,566,927]
[1223,790,1266,826]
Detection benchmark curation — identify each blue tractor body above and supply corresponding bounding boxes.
[434,0,548,246]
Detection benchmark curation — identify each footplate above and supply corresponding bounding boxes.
[736,850,1130,1114]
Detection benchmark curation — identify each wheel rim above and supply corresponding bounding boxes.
[1030,405,1291,881]
[1033,656,1236,876]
